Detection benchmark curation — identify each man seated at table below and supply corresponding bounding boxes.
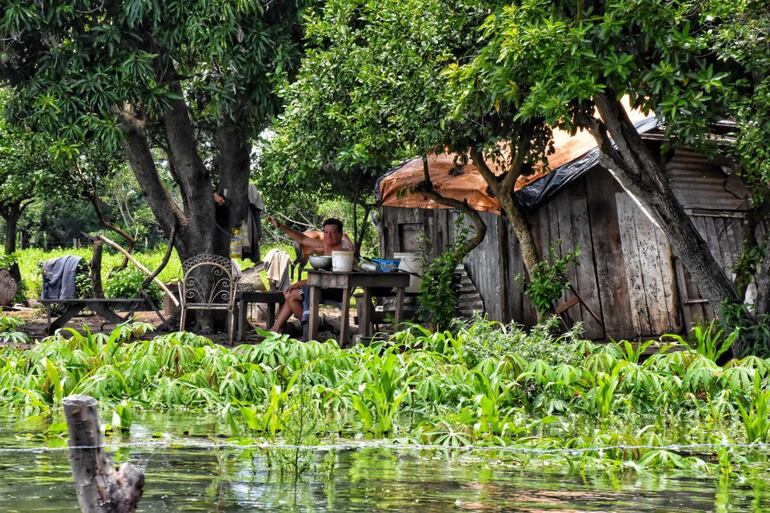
[267,216,353,333]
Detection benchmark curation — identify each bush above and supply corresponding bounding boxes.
[455,314,585,368]
[418,224,470,331]
[104,267,163,305]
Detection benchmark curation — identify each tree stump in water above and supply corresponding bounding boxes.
[63,395,144,513]
[0,269,17,307]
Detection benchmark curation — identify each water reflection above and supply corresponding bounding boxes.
[1,414,769,512]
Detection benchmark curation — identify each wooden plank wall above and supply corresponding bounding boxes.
[667,149,750,328]
[380,149,750,339]
[380,206,453,261]
[583,169,635,339]
[615,192,680,336]
[463,211,507,322]
[526,177,606,338]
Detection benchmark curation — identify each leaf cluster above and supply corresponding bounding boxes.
[518,242,580,316]
[1,0,305,149]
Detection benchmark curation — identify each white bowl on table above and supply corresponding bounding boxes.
[309,255,332,270]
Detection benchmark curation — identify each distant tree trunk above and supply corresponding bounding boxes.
[584,93,746,354]
[3,205,19,255]
[356,204,373,258]
[90,240,104,298]
[1,200,30,285]
[350,181,374,259]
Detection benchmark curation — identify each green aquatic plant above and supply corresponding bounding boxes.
[2,318,770,477]
[737,374,770,444]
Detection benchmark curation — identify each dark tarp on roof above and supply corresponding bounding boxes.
[514,116,659,209]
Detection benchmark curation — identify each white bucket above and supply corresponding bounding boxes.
[394,252,423,293]
[332,251,354,272]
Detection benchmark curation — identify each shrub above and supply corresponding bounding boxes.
[418,224,470,331]
[456,314,585,368]
[104,267,163,305]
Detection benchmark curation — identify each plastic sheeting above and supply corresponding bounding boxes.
[515,116,658,209]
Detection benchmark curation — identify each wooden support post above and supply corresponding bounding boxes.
[63,395,144,513]
[90,240,104,299]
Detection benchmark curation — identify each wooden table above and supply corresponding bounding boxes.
[40,298,147,334]
[236,291,285,341]
[307,270,411,345]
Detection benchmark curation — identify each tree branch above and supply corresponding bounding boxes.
[120,111,185,237]
[419,155,486,256]
[88,192,136,271]
[469,147,500,194]
[500,128,532,193]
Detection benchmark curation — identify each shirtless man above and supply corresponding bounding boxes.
[267,216,353,333]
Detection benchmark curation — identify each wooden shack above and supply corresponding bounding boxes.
[377,124,751,340]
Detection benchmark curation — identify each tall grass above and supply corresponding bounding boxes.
[12,247,183,298]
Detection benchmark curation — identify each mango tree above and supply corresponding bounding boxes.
[265,0,554,268]
[450,0,770,355]
[0,0,305,264]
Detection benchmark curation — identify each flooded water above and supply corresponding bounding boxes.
[2,412,769,512]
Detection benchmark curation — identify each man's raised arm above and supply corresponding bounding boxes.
[268,216,324,254]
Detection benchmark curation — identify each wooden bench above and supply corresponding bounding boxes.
[40,298,148,334]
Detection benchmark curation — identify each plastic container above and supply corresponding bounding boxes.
[332,251,355,272]
[394,252,424,292]
[371,258,400,272]
[229,228,242,259]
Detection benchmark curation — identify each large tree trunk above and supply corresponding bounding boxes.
[585,93,745,353]
[117,75,251,332]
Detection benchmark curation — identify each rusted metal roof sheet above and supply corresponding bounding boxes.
[377,107,656,211]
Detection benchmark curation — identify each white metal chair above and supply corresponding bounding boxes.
[179,254,239,344]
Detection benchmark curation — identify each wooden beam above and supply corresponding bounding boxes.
[96,234,179,307]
